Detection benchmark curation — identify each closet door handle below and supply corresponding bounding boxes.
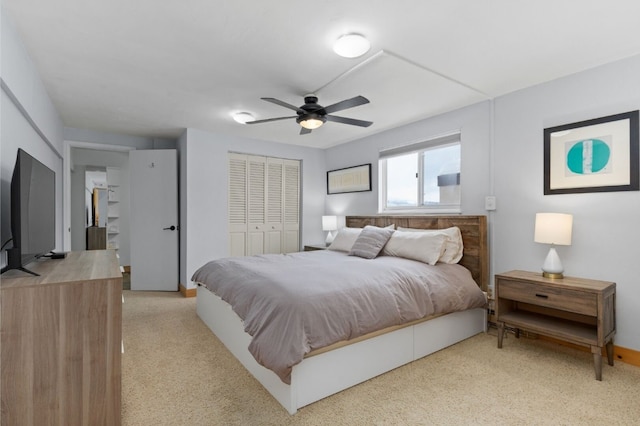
[163,225,177,231]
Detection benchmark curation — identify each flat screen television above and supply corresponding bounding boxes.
[1,148,56,276]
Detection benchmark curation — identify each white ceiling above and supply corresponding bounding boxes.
[5,1,640,149]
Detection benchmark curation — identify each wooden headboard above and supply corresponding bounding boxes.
[346,215,489,292]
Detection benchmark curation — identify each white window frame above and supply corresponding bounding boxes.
[378,132,462,214]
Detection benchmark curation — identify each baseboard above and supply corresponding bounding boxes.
[610,345,640,367]
[179,283,196,298]
[537,335,640,367]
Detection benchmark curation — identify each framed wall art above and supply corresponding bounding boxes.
[327,163,372,194]
[544,110,639,195]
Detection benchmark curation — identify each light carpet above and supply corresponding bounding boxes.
[122,290,640,425]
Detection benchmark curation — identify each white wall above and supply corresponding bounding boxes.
[1,11,65,267]
[181,128,326,289]
[493,54,640,351]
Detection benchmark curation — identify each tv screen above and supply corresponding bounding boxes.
[2,149,56,274]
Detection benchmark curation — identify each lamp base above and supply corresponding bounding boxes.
[541,246,564,280]
[542,271,564,279]
[325,231,336,245]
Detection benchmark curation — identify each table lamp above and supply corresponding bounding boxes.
[322,215,338,245]
[534,213,573,279]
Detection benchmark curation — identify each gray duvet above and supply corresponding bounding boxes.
[191,250,486,384]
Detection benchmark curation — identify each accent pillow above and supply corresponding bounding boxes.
[382,230,448,265]
[327,227,362,252]
[396,226,464,264]
[348,226,394,259]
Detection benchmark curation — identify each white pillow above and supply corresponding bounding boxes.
[327,224,395,252]
[382,230,448,265]
[396,226,463,264]
[327,227,362,252]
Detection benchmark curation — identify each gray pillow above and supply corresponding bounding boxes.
[348,225,394,259]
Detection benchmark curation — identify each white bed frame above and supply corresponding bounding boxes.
[196,215,489,414]
[197,287,486,414]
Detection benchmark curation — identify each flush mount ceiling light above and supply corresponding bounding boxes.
[232,112,254,124]
[333,33,370,58]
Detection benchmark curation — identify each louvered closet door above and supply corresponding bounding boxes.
[228,154,248,257]
[247,156,267,256]
[265,158,284,254]
[283,159,300,253]
[228,153,300,256]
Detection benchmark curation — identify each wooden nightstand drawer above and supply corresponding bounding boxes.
[499,279,597,316]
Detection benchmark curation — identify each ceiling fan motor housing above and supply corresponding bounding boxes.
[300,95,324,116]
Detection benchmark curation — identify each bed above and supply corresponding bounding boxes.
[194,215,488,414]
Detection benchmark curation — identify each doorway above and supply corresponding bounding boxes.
[66,144,132,267]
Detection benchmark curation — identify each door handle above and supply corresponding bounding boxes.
[163,225,177,231]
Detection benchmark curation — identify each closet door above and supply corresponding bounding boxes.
[227,153,300,256]
[265,158,284,254]
[228,154,248,257]
[247,155,267,256]
[283,159,300,253]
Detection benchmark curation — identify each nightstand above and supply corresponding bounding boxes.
[304,244,328,251]
[495,270,616,380]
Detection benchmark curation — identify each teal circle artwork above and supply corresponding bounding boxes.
[566,139,610,174]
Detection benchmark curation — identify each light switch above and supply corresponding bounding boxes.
[485,196,497,211]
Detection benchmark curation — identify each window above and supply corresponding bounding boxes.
[379,132,461,213]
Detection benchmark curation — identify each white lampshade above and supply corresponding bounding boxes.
[534,213,573,279]
[322,215,338,231]
[534,213,573,245]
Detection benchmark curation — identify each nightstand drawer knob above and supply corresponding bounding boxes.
[535,293,549,299]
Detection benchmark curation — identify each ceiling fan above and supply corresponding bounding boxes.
[246,94,373,135]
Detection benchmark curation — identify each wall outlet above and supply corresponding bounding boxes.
[485,195,496,211]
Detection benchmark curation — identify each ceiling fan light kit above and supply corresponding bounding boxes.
[333,33,370,58]
[297,114,326,130]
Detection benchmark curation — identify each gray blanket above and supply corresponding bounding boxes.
[192,250,486,384]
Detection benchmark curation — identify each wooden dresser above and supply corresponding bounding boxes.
[1,250,122,426]
[495,270,616,380]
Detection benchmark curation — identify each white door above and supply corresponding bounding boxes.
[129,150,178,291]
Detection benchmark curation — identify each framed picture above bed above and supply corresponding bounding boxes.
[544,110,639,195]
[327,163,372,194]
